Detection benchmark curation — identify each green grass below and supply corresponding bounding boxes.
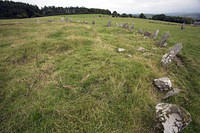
[0,14,199,133]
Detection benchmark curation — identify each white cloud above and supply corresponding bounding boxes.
[13,0,200,13]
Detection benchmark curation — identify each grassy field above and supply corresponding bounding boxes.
[0,14,199,133]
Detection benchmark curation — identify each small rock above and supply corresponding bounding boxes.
[163,88,181,99]
[155,103,192,133]
[117,48,125,52]
[144,32,151,37]
[65,17,68,23]
[153,77,172,91]
[128,54,132,58]
[137,46,145,52]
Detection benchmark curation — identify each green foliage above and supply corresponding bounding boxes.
[152,14,194,24]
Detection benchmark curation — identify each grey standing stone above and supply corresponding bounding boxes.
[130,23,135,30]
[153,77,172,91]
[159,32,170,47]
[162,88,181,99]
[138,29,144,34]
[181,23,184,30]
[70,19,73,23]
[161,43,183,66]
[65,17,68,23]
[92,20,95,25]
[155,103,192,133]
[107,21,112,27]
[152,29,159,39]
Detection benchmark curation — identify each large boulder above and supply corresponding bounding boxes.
[155,103,192,133]
[153,77,172,91]
[161,43,183,66]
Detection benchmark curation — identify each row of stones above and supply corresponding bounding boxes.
[115,23,191,133]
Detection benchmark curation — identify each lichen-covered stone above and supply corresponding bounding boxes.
[153,77,172,91]
[155,103,192,133]
[161,43,183,66]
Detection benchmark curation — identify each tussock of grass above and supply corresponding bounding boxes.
[0,14,199,133]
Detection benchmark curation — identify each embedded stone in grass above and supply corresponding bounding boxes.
[144,31,151,37]
[137,46,145,52]
[162,88,181,99]
[107,21,111,27]
[153,77,172,91]
[117,48,125,52]
[152,29,159,39]
[159,32,170,47]
[138,29,144,34]
[155,103,192,133]
[181,23,184,30]
[130,23,135,30]
[161,43,183,66]
[92,20,95,25]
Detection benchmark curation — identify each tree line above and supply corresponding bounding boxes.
[152,14,194,24]
[112,11,194,24]
[0,0,111,19]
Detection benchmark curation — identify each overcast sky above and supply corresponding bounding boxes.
[13,0,200,14]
